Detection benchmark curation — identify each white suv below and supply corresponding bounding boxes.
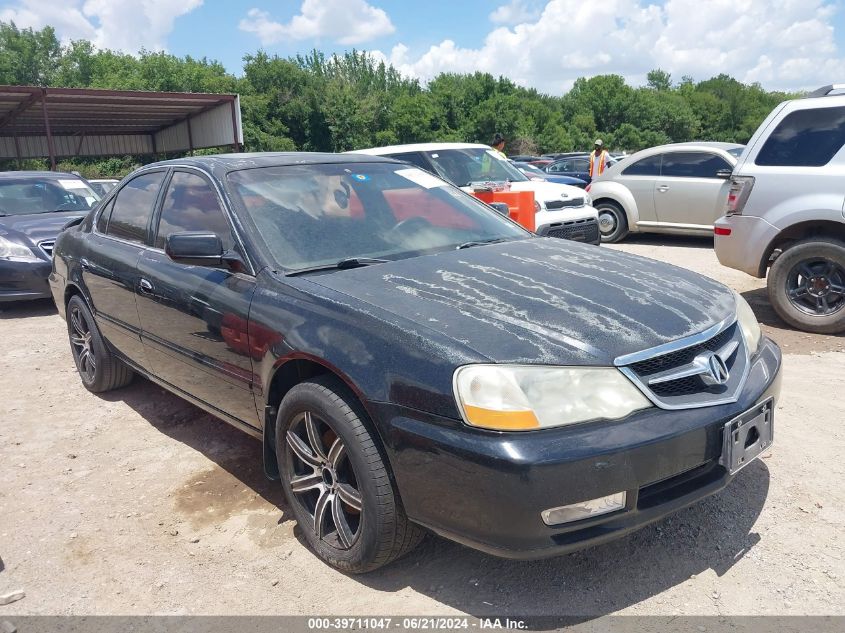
[714,85,845,334]
[350,143,600,245]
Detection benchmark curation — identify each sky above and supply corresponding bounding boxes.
[2,0,845,95]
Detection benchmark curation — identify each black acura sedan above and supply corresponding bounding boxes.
[0,171,99,302]
[49,153,781,572]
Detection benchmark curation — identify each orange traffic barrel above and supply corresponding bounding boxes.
[473,190,536,232]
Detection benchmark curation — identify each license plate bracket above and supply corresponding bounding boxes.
[720,398,774,475]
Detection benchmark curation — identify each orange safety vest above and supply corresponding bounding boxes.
[589,149,609,178]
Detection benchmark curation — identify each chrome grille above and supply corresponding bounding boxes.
[545,197,585,209]
[39,240,55,258]
[617,319,749,410]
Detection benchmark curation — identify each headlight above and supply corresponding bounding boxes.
[0,236,38,262]
[534,200,542,212]
[734,291,762,354]
[453,364,652,431]
[584,193,593,207]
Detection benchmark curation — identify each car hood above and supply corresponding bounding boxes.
[305,238,736,365]
[0,211,87,245]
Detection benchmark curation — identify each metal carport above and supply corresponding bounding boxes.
[0,86,243,169]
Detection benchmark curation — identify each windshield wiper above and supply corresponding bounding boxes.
[286,257,388,276]
[456,238,510,250]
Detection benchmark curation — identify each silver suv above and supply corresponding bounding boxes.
[714,85,845,334]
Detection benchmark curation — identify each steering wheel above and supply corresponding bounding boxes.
[384,216,433,243]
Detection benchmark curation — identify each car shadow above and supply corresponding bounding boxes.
[616,233,714,249]
[93,376,769,625]
[96,376,288,518]
[0,298,56,319]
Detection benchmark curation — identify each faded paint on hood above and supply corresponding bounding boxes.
[305,237,736,365]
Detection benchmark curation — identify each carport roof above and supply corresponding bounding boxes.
[0,86,237,136]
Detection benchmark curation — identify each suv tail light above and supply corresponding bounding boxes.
[725,176,755,215]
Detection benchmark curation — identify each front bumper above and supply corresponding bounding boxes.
[0,258,52,302]
[373,337,781,559]
[536,205,601,245]
[714,215,780,278]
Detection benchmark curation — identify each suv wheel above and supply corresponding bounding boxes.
[767,238,845,334]
[595,200,628,243]
[276,376,424,573]
[67,295,134,392]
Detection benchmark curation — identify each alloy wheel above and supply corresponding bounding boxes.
[598,209,618,237]
[785,258,845,317]
[285,411,363,550]
[69,305,97,382]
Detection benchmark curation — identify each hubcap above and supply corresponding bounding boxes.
[786,258,845,317]
[69,306,97,382]
[285,411,363,550]
[598,210,617,236]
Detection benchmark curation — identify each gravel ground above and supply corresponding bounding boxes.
[0,234,843,619]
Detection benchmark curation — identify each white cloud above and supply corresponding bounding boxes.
[490,0,541,24]
[370,0,845,94]
[0,0,202,51]
[239,0,395,46]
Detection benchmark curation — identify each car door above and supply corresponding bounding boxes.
[613,154,661,223]
[134,169,259,426]
[654,151,733,227]
[82,170,167,369]
[569,157,591,182]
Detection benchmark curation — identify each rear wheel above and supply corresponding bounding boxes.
[66,295,134,392]
[276,376,424,573]
[767,238,845,334]
[595,200,629,243]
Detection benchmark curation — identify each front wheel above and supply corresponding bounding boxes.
[767,238,845,334]
[66,295,134,392]
[595,200,629,243]
[276,376,424,573]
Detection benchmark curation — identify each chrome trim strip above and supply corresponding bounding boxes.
[646,337,740,386]
[613,314,736,367]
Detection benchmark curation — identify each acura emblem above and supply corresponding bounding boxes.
[700,352,730,386]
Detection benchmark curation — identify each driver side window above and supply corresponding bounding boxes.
[155,172,235,251]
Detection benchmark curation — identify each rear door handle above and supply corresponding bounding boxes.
[138,278,154,294]
[657,185,669,193]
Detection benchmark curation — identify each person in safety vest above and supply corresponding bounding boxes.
[491,133,507,158]
[589,139,610,179]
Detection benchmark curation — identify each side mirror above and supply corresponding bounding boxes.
[165,232,224,267]
[716,168,733,180]
[488,202,511,217]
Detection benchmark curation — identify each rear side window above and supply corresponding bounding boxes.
[95,199,114,233]
[155,172,234,250]
[387,152,432,172]
[106,172,165,244]
[755,106,845,167]
[661,152,731,178]
[622,155,661,176]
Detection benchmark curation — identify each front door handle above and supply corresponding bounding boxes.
[138,278,154,294]
[657,185,670,193]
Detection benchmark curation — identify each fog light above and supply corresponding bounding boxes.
[541,492,626,526]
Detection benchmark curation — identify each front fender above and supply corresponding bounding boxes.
[589,181,640,232]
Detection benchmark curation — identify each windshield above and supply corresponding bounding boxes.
[515,162,545,177]
[727,146,745,158]
[227,162,530,272]
[0,178,99,216]
[421,148,529,187]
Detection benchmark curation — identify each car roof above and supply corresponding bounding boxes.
[350,142,489,155]
[0,170,85,180]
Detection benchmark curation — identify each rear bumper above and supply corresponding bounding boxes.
[714,215,779,277]
[373,338,781,559]
[0,259,52,302]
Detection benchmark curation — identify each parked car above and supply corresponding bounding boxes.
[0,171,99,302]
[351,143,600,244]
[50,152,780,572]
[88,179,120,197]
[545,153,621,184]
[512,161,588,188]
[715,85,845,334]
[586,142,745,243]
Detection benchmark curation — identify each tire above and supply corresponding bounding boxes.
[275,376,424,573]
[595,200,629,243]
[767,238,845,334]
[66,295,134,392]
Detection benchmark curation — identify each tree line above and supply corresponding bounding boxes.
[0,22,797,177]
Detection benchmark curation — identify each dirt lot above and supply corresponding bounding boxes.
[1,235,843,619]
